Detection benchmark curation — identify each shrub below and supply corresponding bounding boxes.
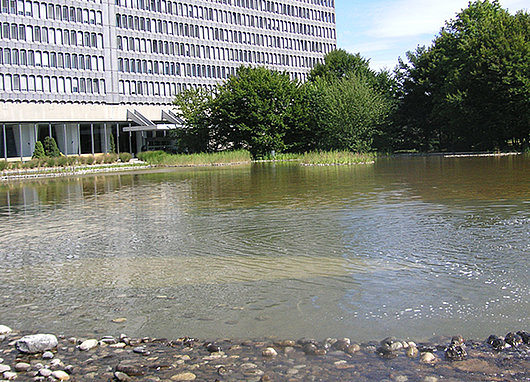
[94,155,104,164]
[104,153,118,163]
[109,133,116,153]
[43,136,61,157]
[22,160,39,169]
[0,160,8,171]
[10,161,20,169]
[66,156,77,165]
[56,156,68,167]
[46,157,56,167]
[32,141,45,159]
[119,152,132,162]
[86,156,95,165]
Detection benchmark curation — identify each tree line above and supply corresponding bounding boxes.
[173,1,529,157]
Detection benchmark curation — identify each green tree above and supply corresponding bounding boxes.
[32,141,45,159]
[172,87,213,153]
[209,66,301,158]
[43,136,60,157]
[397,1,530,151]
[109,133,116,153]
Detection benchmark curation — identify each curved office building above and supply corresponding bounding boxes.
[0,0,336,158]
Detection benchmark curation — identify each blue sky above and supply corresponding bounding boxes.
[335,0,528,71]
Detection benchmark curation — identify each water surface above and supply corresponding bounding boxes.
[0,156,528,341]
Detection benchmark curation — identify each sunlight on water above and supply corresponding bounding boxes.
[0,156,529,341]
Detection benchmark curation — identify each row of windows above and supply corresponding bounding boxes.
[1,0,103,25]
[0,47,105,71]
[117,32,332,58]
[1,23,104,48]
[118,52,319,78]
[115,12,334,40]
[115,0,334,23]
[0,73,106,94]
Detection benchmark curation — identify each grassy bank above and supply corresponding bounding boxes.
[137,150,252,166]
[0,153,133,172]
[299,151,376,165]
[137,150,377,167]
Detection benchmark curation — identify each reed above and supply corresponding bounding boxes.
[137,150,252,166]
[299,151,376,165]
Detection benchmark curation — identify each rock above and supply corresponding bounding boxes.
[332,338,350,351]
[345,344,361,355]
[51,370,70,381]
[380,337,403,352]
[116,361,145,376]
[423,377,438,382]
[420,352,436,363]
[517,330,529,344]
[302,343,318,355]
[450,335,464,346]
[15,334,58,353]
[262,347,277,357]
[133,346,149,355]
[206,343,221,353]
[505,332,523,347]
[445,344,467,361]
[109,342,127,348]
[39,368,52,377]
[3,371,17,380]
[0,365,11,373]
[394,376,408,382]
[406,346,419,358]
[50,359,63,368]
[79,339,98,351]
[171,372,197,381]
[276,340,296,347]
[14,363,30,372]
[112,318,127,323]
[42,351,54,359]
[0,325,12,335]
[114,371,131,381]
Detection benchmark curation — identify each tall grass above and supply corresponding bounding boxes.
[299,151,376,165]
[137,150,252,166]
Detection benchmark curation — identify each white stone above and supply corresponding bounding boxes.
[0,365,11,373]
[51,370,70,380]
[3,371,17,380]
[261,347,278,357]
[420,352,436,363]
[79,339,99,351]
[39,368,52,377]
[15,334,58,354]
[0,325,12,335]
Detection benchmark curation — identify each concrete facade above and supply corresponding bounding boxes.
[0,0,336,158]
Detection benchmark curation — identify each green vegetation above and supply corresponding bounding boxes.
[32,141,45,159]
[299,151,376,165]
[169,1,527,156]
[137,150,251,166]
[395,0,529,151]
[119,152,132,162]
[43,136,61,157]
[109,133,116,154]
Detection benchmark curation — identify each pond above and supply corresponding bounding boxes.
[0,155,528,342]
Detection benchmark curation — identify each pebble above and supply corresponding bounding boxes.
[406,346,419,358]
[114,371,131,381]
[42,351,54,359]
[79,339,98,351]
[0,365,10,373]
[420,352,436,364]
[345,344,361,354]
[14,363,30,372]
[261,347,278,357]
[171,372,197,381]
[0,325,12,335]
[116,361,144,376]
[39,368,52,377]
[3,371,17,380]
[51,370,70,381]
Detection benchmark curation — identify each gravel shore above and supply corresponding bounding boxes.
[0,326,528,381]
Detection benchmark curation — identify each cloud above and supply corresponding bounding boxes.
[368,0,528,39]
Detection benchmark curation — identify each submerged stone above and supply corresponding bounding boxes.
[16,334,58,353]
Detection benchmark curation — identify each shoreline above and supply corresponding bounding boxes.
[1,151,524,182]
[0,327,528,381]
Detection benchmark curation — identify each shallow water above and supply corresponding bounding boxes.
[0,156,528,341]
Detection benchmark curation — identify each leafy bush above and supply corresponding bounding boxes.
[94,155,104,164]
[56,156,68,167]
[109,133,116,154]
[32,141,45,159]
[46,157,56,167]
[43,136,61,157]
[119,152,132,162]
[67,156,77,165]
[104,153,118,163]
[86,156,95,165]
[22,160,39,169]
[0,160,8,171]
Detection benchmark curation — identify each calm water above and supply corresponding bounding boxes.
[0,156,528,342]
